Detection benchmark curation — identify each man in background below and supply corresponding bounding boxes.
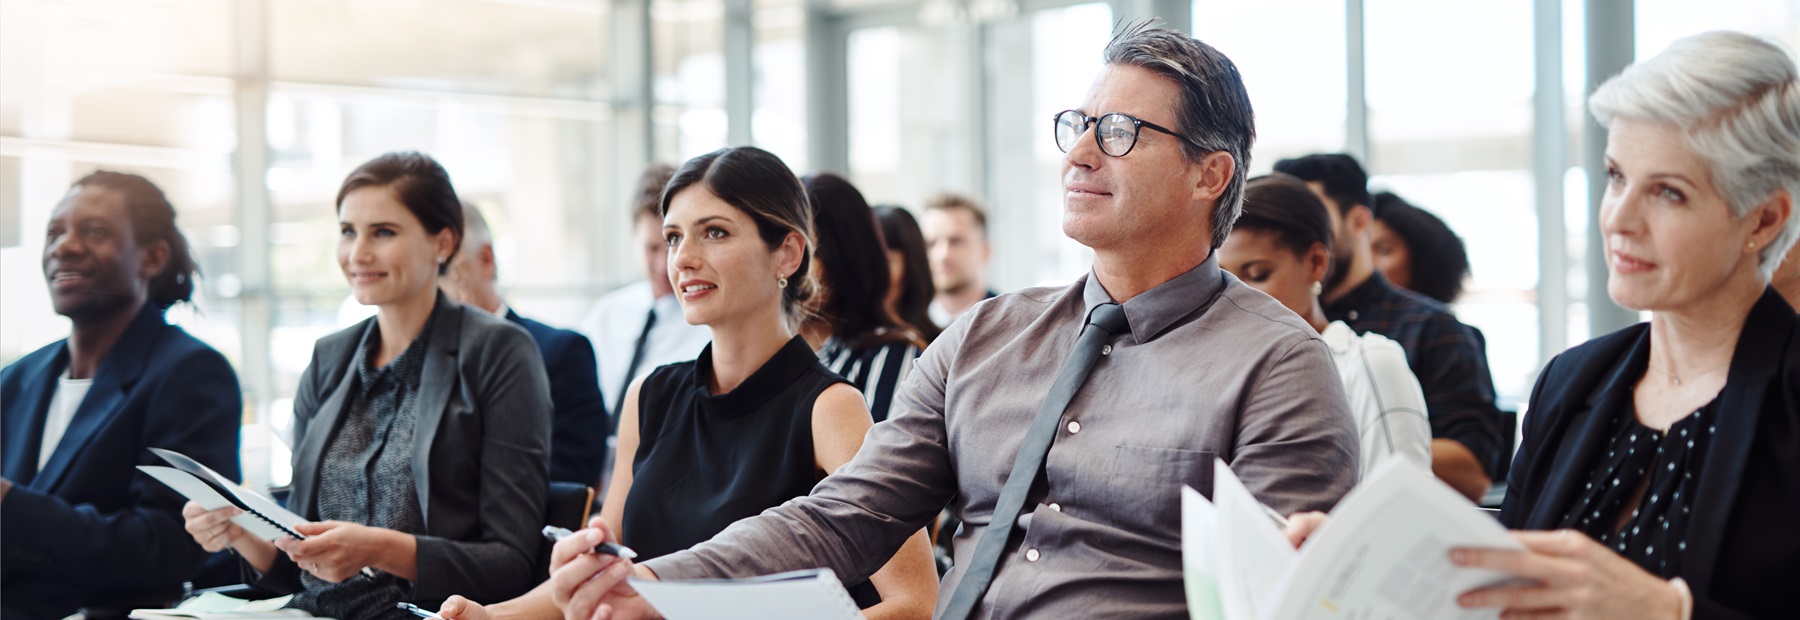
[442,201,607,486]
[922,193,998,326]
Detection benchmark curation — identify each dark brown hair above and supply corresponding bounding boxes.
[922,192,989,239]
[335,151,464,275]
[660,147,818,320]
[1235,174,1335,267]
[633,163,676,222]
[806,174,924,349]
[875,205,942,343]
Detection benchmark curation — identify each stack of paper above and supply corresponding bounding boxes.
[629,568,863,620]
[128,593,320,619]
[1184,459,1526,620]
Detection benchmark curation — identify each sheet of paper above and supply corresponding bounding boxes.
[1260,460,1525,620]
[629,569,863,620]
[1182,486,1226,620]
[128,593,306,619]
[137,466,304,542]
[1212,458,1297,620]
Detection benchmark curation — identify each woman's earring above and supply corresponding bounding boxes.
[1749,241,1757,250]
[1311,281,1324,296]
[777,277,789,289]
[436,256,446,264]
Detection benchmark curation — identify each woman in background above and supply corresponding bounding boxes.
[875,205,943,344]
[804,174,928,423]
[1370,191,1472,305]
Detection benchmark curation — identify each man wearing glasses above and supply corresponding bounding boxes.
[543,24,1358,620]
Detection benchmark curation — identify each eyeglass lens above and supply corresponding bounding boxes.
[1054,111,1139,157]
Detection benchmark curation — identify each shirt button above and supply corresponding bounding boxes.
[1048,503,1062,512]
[1101,344,1112,356]
[1025,548,1041,562]
[1067,421,1081,434]
[1348,310,1360,321]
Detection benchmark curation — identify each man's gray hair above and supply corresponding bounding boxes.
[1101,21,1256,249]
[1590,30,1800,279]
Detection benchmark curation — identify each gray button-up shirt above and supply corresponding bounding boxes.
[643,255,1359,619]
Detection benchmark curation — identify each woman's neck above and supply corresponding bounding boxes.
[1304,297,1330,334]
[706,309,795,395]
[374,287,439,367]
[1646,273,1765,383]
[66,296,148,380]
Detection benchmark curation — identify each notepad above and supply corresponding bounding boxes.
[1184,459,1528,620]
[629,568,863,620]
[128,593,313,619]
[138,447,308,542]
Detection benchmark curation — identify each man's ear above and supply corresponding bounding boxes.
[1345,204,1374,237]
[138,239,171,281]
[479,244,497,281]
[1190,151,1235,204]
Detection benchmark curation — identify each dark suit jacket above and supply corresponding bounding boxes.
[505,309,607,485]
[1,304,243,620]
[249,296,551,607]
[1502,288,1800,619]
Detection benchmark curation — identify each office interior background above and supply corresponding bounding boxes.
[2,0,1797,490]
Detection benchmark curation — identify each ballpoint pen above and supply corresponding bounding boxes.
[1261,503,1290,529]
[396,602,445,619]
[542,525,639,560]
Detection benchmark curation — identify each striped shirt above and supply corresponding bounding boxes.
[1321,321,1434,477]
[818,338,920,423]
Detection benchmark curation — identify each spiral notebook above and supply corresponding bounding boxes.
[629,568,863,620]
[138,447,308,542]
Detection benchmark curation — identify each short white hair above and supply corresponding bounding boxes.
[1590,31,1800,279]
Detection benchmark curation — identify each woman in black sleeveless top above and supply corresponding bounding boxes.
[437,147,936,620]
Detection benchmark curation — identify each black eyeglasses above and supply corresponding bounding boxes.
[1053,109,1193,157]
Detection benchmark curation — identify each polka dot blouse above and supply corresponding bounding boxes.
[1555,397,1719,578]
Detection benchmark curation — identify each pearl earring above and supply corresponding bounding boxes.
[1311,281,1323,296]
[436,256,446,264]
[777,277,789,288]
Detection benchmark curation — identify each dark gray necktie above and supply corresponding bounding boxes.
[940,302,1130,620]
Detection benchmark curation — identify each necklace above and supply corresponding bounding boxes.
[1645,360,1729,386]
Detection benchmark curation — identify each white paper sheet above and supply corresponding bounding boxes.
[629,568,863,620]
[138,465,306,542]
[1182,486,1225,620]
[1212,458,1298,620]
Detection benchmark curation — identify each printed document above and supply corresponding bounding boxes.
[629,568,863,620]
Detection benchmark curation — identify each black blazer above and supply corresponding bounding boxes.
[1502,288,1800,619]
[1,304,243,620]
[505,309,607,485]
[250,296,552,607]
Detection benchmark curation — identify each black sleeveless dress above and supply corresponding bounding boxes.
[624,335,881,607]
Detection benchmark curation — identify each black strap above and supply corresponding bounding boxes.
[611,307,658,435]
[939,303,1129,620]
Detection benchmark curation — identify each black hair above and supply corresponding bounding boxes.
[71,171,198,310]
[1235,173,1336,260]
[874,205,943,344]
[805,174,924,349]
[661,147,818,320]
[335,151,464,275]
[1372,192,1471,304]
[1272,153,1373,216]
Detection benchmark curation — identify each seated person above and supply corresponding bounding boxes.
[874,205,943,343]
[437,147,937,620]
[441,200,607,485]
[543,26,1358,620]
[1220,174,1433,476]
[1286,32,1800,619]
[1,171,242,620]
[1369,191,1471,305]
[803,173,929,423]
[182,152,552,620]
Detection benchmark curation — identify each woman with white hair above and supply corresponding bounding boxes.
[1285,31,1799,619]
[1449,30,1800,619]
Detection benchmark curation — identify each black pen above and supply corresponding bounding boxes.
[541,525,639,560]
[396,602,444,620]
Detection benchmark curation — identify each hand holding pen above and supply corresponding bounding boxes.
[547,517,662,620]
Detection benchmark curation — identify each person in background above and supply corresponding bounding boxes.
[579,164,712,425]
[922,193,997,327]
[545,25,1358,620]
[1,171,242,620]
[435,146,937,620]
[1275,152,1503,501]
[1287,31,1800,620]
[1220,174,1433,477]
[875,205,944,343]
[1370,191,1472,305]
[440,201,606,486]
[181,152,551,619]
[804,174,929,423]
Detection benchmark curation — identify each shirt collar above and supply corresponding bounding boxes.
[1325,271,1397,319]
[1079,252,1227,344]
[1320,320,1356,354]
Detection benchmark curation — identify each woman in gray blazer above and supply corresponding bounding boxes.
[182,152,552,620]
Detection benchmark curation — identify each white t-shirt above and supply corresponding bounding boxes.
[39,371,96,470]
[1321,321,1434,477]
[577,280,713,414]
